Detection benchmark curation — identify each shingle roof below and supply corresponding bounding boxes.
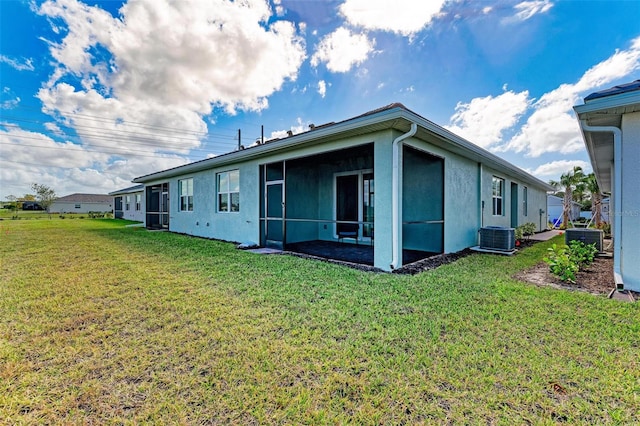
[134,102,553,191]
[584,80,640,101]
[54,193,112,203]
[108,184,144,196]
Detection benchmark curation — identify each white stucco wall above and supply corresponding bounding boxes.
[163,163,260,244]
[119,192,145,222]
[481,166,548,233]
[51,201,112,214]
[620,111,640,291]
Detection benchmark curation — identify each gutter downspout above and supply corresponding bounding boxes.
[391,123,418,270]
[479,163,484,244]
[578,120,623,288]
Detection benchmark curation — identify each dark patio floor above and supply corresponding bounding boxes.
[285,240,436,266]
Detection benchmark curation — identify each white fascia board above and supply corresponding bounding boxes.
[574,91,640,116]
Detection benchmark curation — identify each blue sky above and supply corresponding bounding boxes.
[1,0,639,199]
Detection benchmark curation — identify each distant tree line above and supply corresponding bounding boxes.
[3,184,56,212]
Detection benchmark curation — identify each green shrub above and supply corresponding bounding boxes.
[544,241,598,283]
[568,240,597,269]
[544,244,578,283]
[515,222,537,241]
[515,226,523,241]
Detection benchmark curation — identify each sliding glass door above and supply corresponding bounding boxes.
[335,170,374,241]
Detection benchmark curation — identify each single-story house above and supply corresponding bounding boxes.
[547,194,582,227]
[50,193,112,214]
[133,103,552,271]
[21,201,44,210]
[574,80,640,292]
[109,184,145,222]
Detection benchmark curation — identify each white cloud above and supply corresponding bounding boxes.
[37,83,206,156]
[1,0,308,197]
[269,117,310,139]
[503,35,640,157]
[38,0,306,113]
[339,0,446,36]
[1,97,20,109]
[317,80,327,98]
[311,27,375,73]
[526,160,591,180]
[0,124,188,197]
[0,55,35,71]
[0,126,108,168]
[44,122,63,135]
[512,1,554,22]
[272,0,285,16]
[446,90,530,149]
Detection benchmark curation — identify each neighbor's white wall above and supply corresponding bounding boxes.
[121,191,145,222]
[50,201,112,214]
[620,111,640,291]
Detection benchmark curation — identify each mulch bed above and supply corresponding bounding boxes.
[514,256,639,300]
[393,249,473,275]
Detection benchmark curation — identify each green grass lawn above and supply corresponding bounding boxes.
[1,219,638,424]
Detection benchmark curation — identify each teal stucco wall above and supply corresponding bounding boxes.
[145,125,548,272]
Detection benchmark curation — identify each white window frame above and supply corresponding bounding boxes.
[492,176,504,216]
[523,186,528,217]
[179,178,194,212]
[217,170,240,213]
[125,195,131,211]
[135,193,142,211]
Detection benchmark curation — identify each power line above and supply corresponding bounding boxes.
[8,101,267,136]
[2,114,238,142]
[1,122,237,154]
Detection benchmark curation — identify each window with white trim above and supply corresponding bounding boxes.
[179,178,194,211]
[492,176,504,216]
[217,170,239,212]
[125,195,131,211]
[135,193,141,211]
[523,186,528,216]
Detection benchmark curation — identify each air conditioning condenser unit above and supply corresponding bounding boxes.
[565,228,604,252]
[479,226,516,251]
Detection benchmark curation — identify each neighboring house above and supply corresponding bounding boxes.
[547,194,582,227]
[574,80,640,292]
[50,193,112,214]
[133,103,552,271]
[109,184,145,222]
[21,201,44,210]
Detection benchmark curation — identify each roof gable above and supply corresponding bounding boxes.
[54,193,112,203]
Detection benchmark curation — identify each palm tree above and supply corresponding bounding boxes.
[549,166,584,228]
[585,173,603,227]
